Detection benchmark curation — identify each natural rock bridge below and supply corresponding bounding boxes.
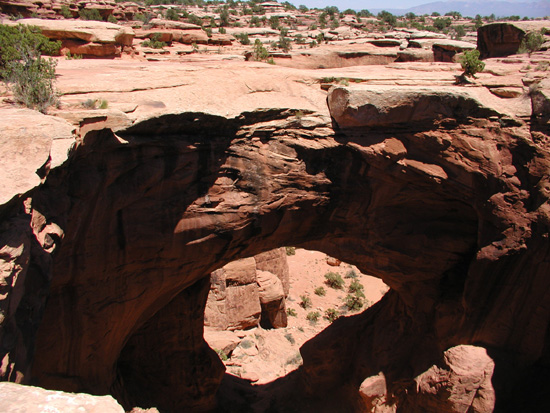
[1,85,549,412]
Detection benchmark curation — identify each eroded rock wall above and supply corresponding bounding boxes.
[0,83,548,412]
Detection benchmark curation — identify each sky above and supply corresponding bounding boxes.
[294,0,542,11]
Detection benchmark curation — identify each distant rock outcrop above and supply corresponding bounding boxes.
[15,18,134,57]
[478,21,550,58]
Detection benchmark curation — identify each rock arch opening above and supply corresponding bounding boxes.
[4,86,546,412]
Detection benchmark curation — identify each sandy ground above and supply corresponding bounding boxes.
[222,248,388,384]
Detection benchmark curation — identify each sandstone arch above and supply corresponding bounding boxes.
[1,86,549,411]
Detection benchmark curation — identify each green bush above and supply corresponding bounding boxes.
[299,295,312,309]
[324,308,339,322]
[314,286,326,296]
[306,311,320,322]
[235,32,250,45]
[253,38,269,61]
[344,292,364,311]
[7,55,58,113]
[0,24,61,74]
[79,8,103,21]
[348,280,364,294]
[60,5,72,18]
[287,308,297,317]
[142,34,166,49]
[165,8,179,21]
[459,49,485,79]
[285,246,296,256]
[518,31,545,55]
[324,272,344,289]
[1,25,61,113]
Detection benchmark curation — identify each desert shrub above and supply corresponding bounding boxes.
[348,280,364,294]
[459,49,485,79]
[314,286,326,296]
[253,38,269,61]
[377,10,396,27]
[324,272,344,289]
[7,55,58,113]
[269,16,280,30]
[299,295,312,309]
[454,25,465,39]
[287,308,297,317]
[65,51,82,60]
[1,25,61,113]
[433,17,452,31]
[215,348,228,361]
[324,308,339,322]
[277,35,291,52]
[219,27,226,34]
[345,270,358,279]
[82,98,108,109]
[60,5,72,18]
[0,24,61,74]
[107,14,117,24]
[285,246,296,256]
[79,8,103,21]
[142,34,166,49]
[165,8,179,21]
[187,13,203,27]
[344,292,364,311]
[306,311,320,322]
[518,31,545,55]
[235,32,250,45]
[135,13,152,24]
[284,333,295,344]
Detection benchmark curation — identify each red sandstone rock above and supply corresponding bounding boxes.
[0,382,125,412]
[0,57,549,413]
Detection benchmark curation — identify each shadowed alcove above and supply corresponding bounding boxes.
[21,106,550,412]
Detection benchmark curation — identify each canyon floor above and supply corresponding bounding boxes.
[210,249,388,385]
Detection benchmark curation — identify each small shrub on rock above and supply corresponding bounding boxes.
[324,272,344,289]
[79,8,103,21]
[287,308,297,317]
[142,34,167,49]
[348,280,364,294]
[306,311,320,322]
[324,308,339,322]
[1,25,61,113]
[344,293,364,311]
[314,286,326,296]
[518,31,545,55]
[457,49,485,81]
[299,295,312,309]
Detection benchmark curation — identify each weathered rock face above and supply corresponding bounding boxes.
[0,80,549,413]
[478,21,550,58]
[0,382,125,413]
[204,247,289,331]
[15,18,134,58]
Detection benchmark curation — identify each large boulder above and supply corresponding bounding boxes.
[204,248,289,330]
[478,21,550,58]
[327,85,498,128]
